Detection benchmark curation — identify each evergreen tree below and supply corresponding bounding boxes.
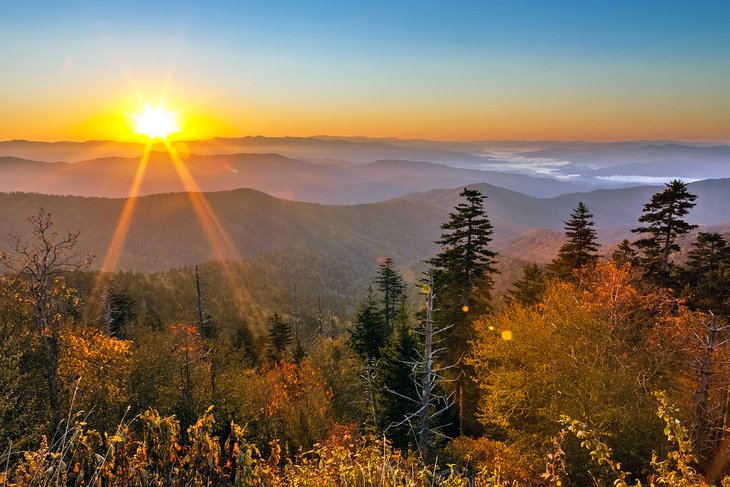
[349,287,388,427]
[375,257,406,334]
[106,286,138,338]
[292,338,307,364]
[505,263,546,307]
[686,232,730,278]
[428,187,497,341]
[375,322,420,449]
[612,239,639,267]
[427,187,497,436]
[632,179,698,283]
[144,307,165,331]
[349,287,388,363]
[691,266,730,317]
[683,232,730,315]
[233,319,258,366]
[267,312,293,362]
[547,201,599,279]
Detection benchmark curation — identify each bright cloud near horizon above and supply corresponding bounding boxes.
[1,0,729,142]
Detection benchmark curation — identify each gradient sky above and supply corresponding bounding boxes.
[1,0,729,141]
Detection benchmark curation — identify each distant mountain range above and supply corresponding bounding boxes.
[1,179,729,272]
[0,152,588,202]
[1,136,728,279]
[0,137,495,165]
[2,137,727,198]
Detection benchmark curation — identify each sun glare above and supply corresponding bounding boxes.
[133,105,179,139]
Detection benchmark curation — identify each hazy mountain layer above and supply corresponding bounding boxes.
[405,179,730,235]
[0,137,494,165]
[0,152,588,202]
[1,179,729,273]
[3,137,728,198]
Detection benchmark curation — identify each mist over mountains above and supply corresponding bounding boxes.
[0,152,586,202]
[1,135,728,273]
[2,137,729,199]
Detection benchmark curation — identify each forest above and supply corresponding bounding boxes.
[1,179,730,486]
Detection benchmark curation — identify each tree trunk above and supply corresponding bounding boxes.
[418,273,435,457]
[693,315,718,456]
[366,360,379,428]
[42,333,61,428]
[194,266,205,335]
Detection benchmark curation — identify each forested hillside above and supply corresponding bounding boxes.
[2,179,730,485]
[2,178,730,271]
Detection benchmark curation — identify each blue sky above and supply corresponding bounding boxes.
[1,0,728,140]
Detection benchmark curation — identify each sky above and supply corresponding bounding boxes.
[1,0,729,142]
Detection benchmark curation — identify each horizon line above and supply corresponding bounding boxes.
[1,135,730,145]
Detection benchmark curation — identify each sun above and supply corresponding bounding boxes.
[133,105,179,139]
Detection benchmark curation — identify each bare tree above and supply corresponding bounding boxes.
[691,313,730,459]
[0,209,92,426]
[387,270,455,460]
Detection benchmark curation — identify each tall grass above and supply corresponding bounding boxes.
[0,393,724,486]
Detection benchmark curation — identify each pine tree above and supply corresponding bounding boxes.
[292,338,307,364]
[691,266,730,317]
[505,263,546,307]
[106,286,138,338]
[683,232,730,315]
[349,287,388,427]
[375,322,420,449]
[428,187,497,342]
[427,187,497,436]
[612,239,639,267]
[547,201,599,279]
[349,287,388,363]
[375,257,406,334]
[144,307,165,331]
[632,179,698,283]
[267,312,293,362]
[686,232,730,278]
[233,319,258,366]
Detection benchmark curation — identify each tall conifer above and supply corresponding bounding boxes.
[547,201,599,279]
[427,187,497,436]
[375,257,406,334]
[428,187,497,333]
[632,179,698,283]
[267,312,293,362]
[349,287,388,427]
[375,322,420,449]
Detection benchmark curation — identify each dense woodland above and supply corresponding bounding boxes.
[1,179,730,485]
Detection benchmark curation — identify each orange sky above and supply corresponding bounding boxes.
[2,2,729,142]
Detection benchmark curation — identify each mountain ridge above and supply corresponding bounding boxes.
[0,152,592,201]
[1,178,729,272]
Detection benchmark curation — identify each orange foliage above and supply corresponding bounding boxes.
[59,326,132,427]
[168,323,207,361]
[261,361,332,420]
[226,360,334,452]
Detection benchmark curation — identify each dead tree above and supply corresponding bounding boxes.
[388,270,455,460]
[194,266,208,336]
[692,313,730,458]
[193,266,218,403]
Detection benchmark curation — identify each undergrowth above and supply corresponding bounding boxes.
[0,392,726,486]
